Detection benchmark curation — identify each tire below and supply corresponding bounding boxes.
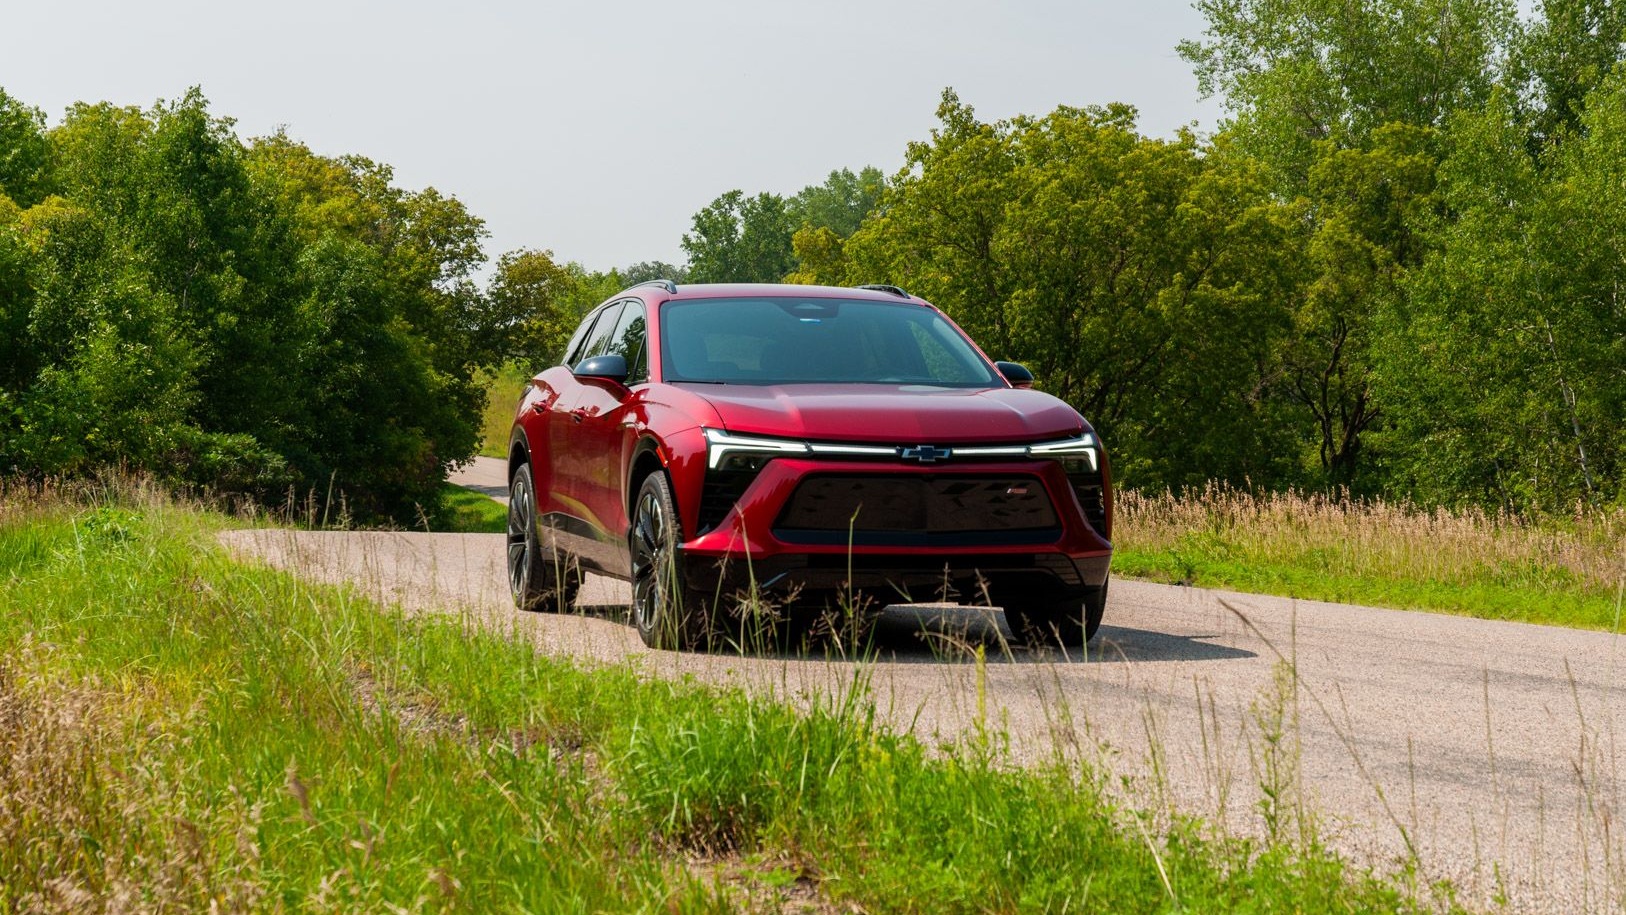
[628,472,714,650]
[1003,578,1108,648]
[507,463,580,613]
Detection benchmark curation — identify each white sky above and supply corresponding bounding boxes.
[5,0,1221,273]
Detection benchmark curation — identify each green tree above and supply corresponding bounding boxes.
[1180,0,1514,191]
[788,166,885,237]
[621,260,686,285]
[784,225,851,286]
[848,91,1301,487]
[1379,77,1626,509]
[482,248,588,366]
[1281,126,1439,484]
[0,89,50,207]
[1509,0,1626,145]
[1,198,197,476]
[0,89,495,518]
[681,190,796,283]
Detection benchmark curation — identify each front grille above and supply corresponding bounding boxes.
[774,474,1060,547]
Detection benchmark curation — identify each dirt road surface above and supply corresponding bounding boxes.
[218,457,1625,913]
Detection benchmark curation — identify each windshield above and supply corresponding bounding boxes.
[659,297,1002,387]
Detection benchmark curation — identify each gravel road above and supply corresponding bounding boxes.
[216,457,1625,913]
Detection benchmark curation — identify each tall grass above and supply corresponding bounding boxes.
[1115,484,1626,629]
[0,480,1455,913]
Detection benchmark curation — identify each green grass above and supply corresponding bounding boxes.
[477,362,531,459]
[1115,487,1626,631]
[435,482,507,534]
[0,484,1461,913]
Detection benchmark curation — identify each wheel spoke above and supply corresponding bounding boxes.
[507,472,536,606]
[630,489,673,634]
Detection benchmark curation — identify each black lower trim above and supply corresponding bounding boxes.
[773,527,1061,548]
[540,511,628,578]
[680,549,1108,603]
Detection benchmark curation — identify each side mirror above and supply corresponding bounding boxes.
[995,361,1034,389]
[574,353,629,385]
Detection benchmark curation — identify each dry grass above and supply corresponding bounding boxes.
[1115,484,1626,628]
[0,647,268,914]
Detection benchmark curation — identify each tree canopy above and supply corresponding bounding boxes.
[0,90,498,519]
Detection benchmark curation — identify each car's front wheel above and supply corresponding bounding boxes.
[629,472,714,649]
[1003,579,1108,648]
[508,463,579,613]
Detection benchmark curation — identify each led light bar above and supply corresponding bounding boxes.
[704,428,810,469]
[1025,433,1099,470]
[808,443,897,457]
[703,428,1099,470]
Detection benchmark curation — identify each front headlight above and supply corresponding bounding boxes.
[1026,433,1099,471]
[703,428,810,470]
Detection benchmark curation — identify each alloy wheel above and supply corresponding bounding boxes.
[507,471,534,606]
[629,487,668,634]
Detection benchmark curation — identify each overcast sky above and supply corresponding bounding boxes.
[6,0,1223,273]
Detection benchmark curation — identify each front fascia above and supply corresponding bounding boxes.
[680,456,1110,561]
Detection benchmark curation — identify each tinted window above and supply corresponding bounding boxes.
[603,301,648,383]
[561,308,602,366]
[660,297,1000,387]
[575,301,626,367]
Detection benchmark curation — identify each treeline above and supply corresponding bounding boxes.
[0,89,654,520]
[0,89,499,518]
[662,0,1626,512]
[6,0,1625,518]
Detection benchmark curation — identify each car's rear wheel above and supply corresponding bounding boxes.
[508,463,579,612]
[629,472,713,649]
[1003,578,1108,647]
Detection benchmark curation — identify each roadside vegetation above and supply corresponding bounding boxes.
[6,1,1626,532]
[477,362,530,460]
[1115,486,1626,631]
[434,482,507,535]
[0,480,1460,913]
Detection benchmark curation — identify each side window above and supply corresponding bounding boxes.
[575,301,626,367]
[562,308,604,367]
[603,301,648,383]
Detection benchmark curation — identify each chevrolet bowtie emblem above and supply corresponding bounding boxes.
[900,445,950,462]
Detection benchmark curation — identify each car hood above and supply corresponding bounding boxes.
[680,383,1085,444]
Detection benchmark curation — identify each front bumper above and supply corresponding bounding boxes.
[676,456,1111,602]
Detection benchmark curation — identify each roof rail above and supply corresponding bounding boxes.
[857,283,910,299]
[631,279,678,294]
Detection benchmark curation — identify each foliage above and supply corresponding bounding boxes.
[1281,126,1439,485]
[682,167,887,285]
[1509,0,1626,145]
[1376,74,1626,509]
[0,89,49,207]
[11,0,1626,518]
[480,247,583,367]
[681,189,799,283]
[0,89,497,520]
[845,93,1303,488]
[1179,0,1514,192]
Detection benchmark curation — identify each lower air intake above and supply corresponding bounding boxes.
[773,474,1060,547]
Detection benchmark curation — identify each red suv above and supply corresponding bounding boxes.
[506,282,1112,649]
